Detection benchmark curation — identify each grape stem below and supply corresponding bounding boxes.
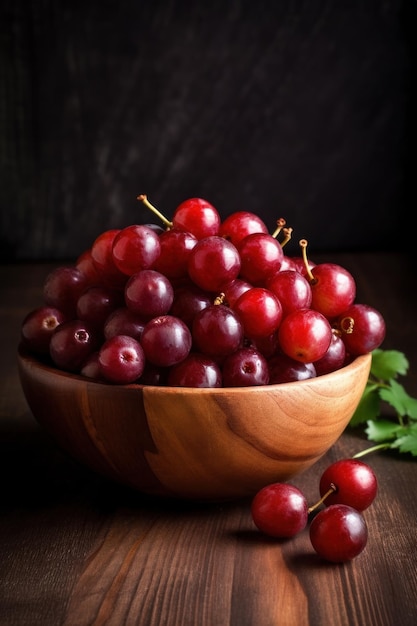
[352,443,392,459]
[271,218,286,238]
[307,483,337,514]
[137,194,173,229]
[299,239,316,283]
[280,227,293,248]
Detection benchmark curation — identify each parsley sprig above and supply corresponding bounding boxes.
[349,349,417,456]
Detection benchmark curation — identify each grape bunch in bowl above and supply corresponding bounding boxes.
[17,195,385,500]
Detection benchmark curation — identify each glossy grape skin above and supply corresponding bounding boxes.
[90,229,127,288]
[76,285,124,331]
[221,278,252,308]
[167,353,222,388]
[218,211,268,247]
[98,335,145,384]
[268,354,316,384]
[103,307,147,342]
[43,266,90,318]
[192,304,244,359]
[313,332,347,376]
[172,198,221,239]
[21,306,67,356]
[124,270,174,319]
[251,483,309,538]
[232,287,283,339]
[222,347,270,387]
[169,284,212,329]
[309,504,368,563]
[112,224,161,276]
[319,459,378,511]
[152,228,198,280]
[266,270,312,317]
[187,236,241,293]
[337,303,386,355]
[49,319,99,372]
[278,308,333,363]
[238,233,284,286]
[309,263,356,319]
[141,315,192,367]
[75,249,102,286]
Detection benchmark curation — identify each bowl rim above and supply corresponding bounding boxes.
[17,343,372,396]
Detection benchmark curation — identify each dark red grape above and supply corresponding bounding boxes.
[172,198,221,239]
[112,224,161,276]
[337,303,386,355]
[268,354,316,384]
[251,483,309,538]
[188,236,241,292]
[141,315,192,367]
[125,270,174,318]
[49,319,99,372]
[278,308,332,363]
[218,210,268,247]
[167,353,222,388]
[192,304,243,359]
[222,347,270,387]
[319,459,378,511]
[309,504,368,562]
[43,266,90,318]
[21,306,67,356]
[98,335,145,384]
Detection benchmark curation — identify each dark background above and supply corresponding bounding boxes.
[1,0,413,262]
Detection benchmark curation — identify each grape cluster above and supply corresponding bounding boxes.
[20,195,386,387]
[251,458,377,563]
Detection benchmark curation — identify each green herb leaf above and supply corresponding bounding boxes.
[391,425,417,456]
[370,349,409,380]
[379,380,417,419]
[364,419,402,443]
[349,349,417,458]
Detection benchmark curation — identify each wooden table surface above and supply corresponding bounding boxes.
[1,253,416,626]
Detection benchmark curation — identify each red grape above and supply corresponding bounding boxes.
[278,309,332,363]
[268,354,316,384]
[98,335,145,384]
[337,303,386,355]
[319,459,378,511]
[112,224,161,276]
[222,347,269,387]
[266,270,312,317]
[141,315,192,367]
[238,233,284,285]
[167,353,222,388]
[49,319,99,372]
[309,263,356,319]
[152,228,197,279]
[188,236,241,293]
[192,304,243,359]
[125,270,174,318]
[43,266,90,318]
[218,210,268,247]
[309,504,368,562]
[172,198,221,239]
[251,483,309,538]
[21,306,67,356]
[233,287,283,339]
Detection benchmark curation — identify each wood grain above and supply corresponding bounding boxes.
[1,254,417,626]
[1,2,411,261]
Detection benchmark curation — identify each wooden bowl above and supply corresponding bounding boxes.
[17,346,371,501]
